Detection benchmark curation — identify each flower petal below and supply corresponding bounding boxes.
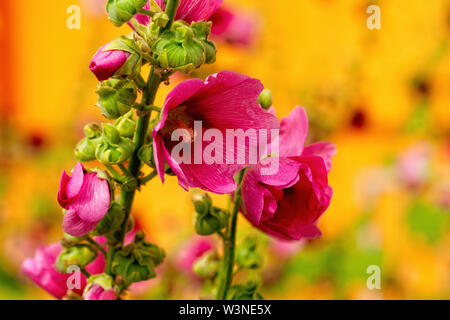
[70,172,110,223]
[278,107,309,157]
[62,209,99,237]
[303,142,337,172]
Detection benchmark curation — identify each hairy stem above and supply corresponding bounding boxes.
[216,170,245,300]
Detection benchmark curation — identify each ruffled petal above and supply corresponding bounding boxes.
[278,107,309,157]
[303,142,337,172]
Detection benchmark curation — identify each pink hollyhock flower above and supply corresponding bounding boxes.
[209,7,258,47]
[21,242,106,299]
[152,71,279,194]
[84,284,116,300]
[58,162,111,237]
[175,237,214,278]
[133,0,223,26]
[241,107,336,241]
[89,44,130,81]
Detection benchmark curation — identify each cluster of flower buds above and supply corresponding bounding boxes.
[192,193,229,236]
[111,231,165,287]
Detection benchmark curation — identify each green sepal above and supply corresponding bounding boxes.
[94,202,126,236]
[55,245,97,273]
[115,111,136,139]
[111,233,165,287]
[138,144,155,168]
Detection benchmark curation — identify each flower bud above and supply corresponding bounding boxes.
[227,281,263,300]
[83,274,116,300]
[75,137,98,162]
[153,23,206,73]
[111,238,165,286]
[103,124,121,144]
[192,251,219,279]
[115,111,136,139]
[83,123,102,139]
[96,125,135,165]
[106,0,148,27]
[236,237,262,270]
[192,193,212,215]
[195,206,229,236]
[95,202,126,236]
[96,79,138,120]
[55,245,97,273]
[138,144,155,168]
[191,21,217,64]
[258,89,273,110]
[153,12,169,28]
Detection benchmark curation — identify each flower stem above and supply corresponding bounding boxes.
[139,170,158,186]
[164,0,179,30]
[216,170,245,300]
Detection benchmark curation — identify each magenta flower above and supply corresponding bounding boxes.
[84,284,117,300]
[209,7,258,47]
[134,0,223,26]
[152,71,279,194]
[175,237,214,277]
[58,162,111,237]
[89,44,130,81]
[21,242,106,299]
[241,107,336,241]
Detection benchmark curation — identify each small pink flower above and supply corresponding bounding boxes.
[175,237,214,278]
[21,242,105,299]
[89,44,130,81]
[58,162,111,237]
[397,143,431,188]
[241,107,336,241]
[84,284,117,300]
[152,71,279,194]
[209,7,258,47]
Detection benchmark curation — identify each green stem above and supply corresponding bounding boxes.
[105,246,114,275]
[105,164,124,183]
[119,67,162,246]
[87,238,107,257]
[139,170,158,186]
[216,170,245,300]
[164,0,179,30]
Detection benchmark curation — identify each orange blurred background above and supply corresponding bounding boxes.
[0,0,449,299]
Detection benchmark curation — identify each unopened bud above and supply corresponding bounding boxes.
[258,89,273,110]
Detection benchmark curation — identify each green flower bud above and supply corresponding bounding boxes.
[97,79,138,120]
[153,23,206,73]
[192,193,212,215]
[55,245,97,273]
[195,204,229,236]
[227,281,264,300]
[138,144,155,168]
[115,111,136,139]
[75,137,98,162]
[96,124,135,165]
[193,251,219,279]
[103,124,121,144]
[236,237,263,270]
[95,202,126,236]
[83,123,102,139]
[106,0,148,27]
[111,238,165,286]
[258,89,273,110]
[191,21,217,64]
[153,12,169,28]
